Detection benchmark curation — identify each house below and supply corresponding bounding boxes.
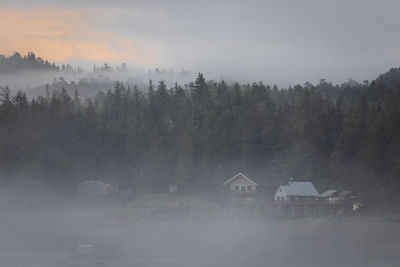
[269,181,356,217]
[319,190,337,198]
[222,172,257,193]
[76,180,118,195]
[318,190,338,203]
[274,181,319,201]
[222,173,258,205]
[327,190,355,203]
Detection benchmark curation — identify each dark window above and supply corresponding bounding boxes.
[241,186,246,191]
[247,186,252,191]
[234,185,240,191]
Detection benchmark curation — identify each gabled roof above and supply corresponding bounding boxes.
[222,172,258,186]
[319,190,337,198]
[276,182,319,196]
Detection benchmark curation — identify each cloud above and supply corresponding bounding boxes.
[0,7,160,65]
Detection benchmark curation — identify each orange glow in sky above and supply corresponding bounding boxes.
[0,7,160,65]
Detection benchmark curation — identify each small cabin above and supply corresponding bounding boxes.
[76,180,118,195]
[222,173,257,193]
[274,181,319,201]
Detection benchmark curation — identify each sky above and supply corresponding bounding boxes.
[1,0,400,85]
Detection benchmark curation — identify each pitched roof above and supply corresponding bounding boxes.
[276,182,319,196]
[222,172,258,186]
[319,190,337,198]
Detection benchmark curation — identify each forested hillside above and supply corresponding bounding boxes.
[0,52,60,73]
[1,71,400,207]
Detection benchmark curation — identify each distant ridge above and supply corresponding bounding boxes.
[376,67,400,89]
[0,52,59,73]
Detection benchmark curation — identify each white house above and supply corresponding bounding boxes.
[274,181,319,201]
[222,172,257,193]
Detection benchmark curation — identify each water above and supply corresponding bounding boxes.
[1,202,399,267]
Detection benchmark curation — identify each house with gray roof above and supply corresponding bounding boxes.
[274,181,319,202]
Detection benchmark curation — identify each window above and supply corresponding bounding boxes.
[241,186,246,191]
[247,186,252,191]
[234,185,240,191]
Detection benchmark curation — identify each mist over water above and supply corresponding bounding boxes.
[0,186,399,267]
[0,0,400,265]
[0,60,399,267]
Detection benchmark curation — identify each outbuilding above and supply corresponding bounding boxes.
[76,179,118,195]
